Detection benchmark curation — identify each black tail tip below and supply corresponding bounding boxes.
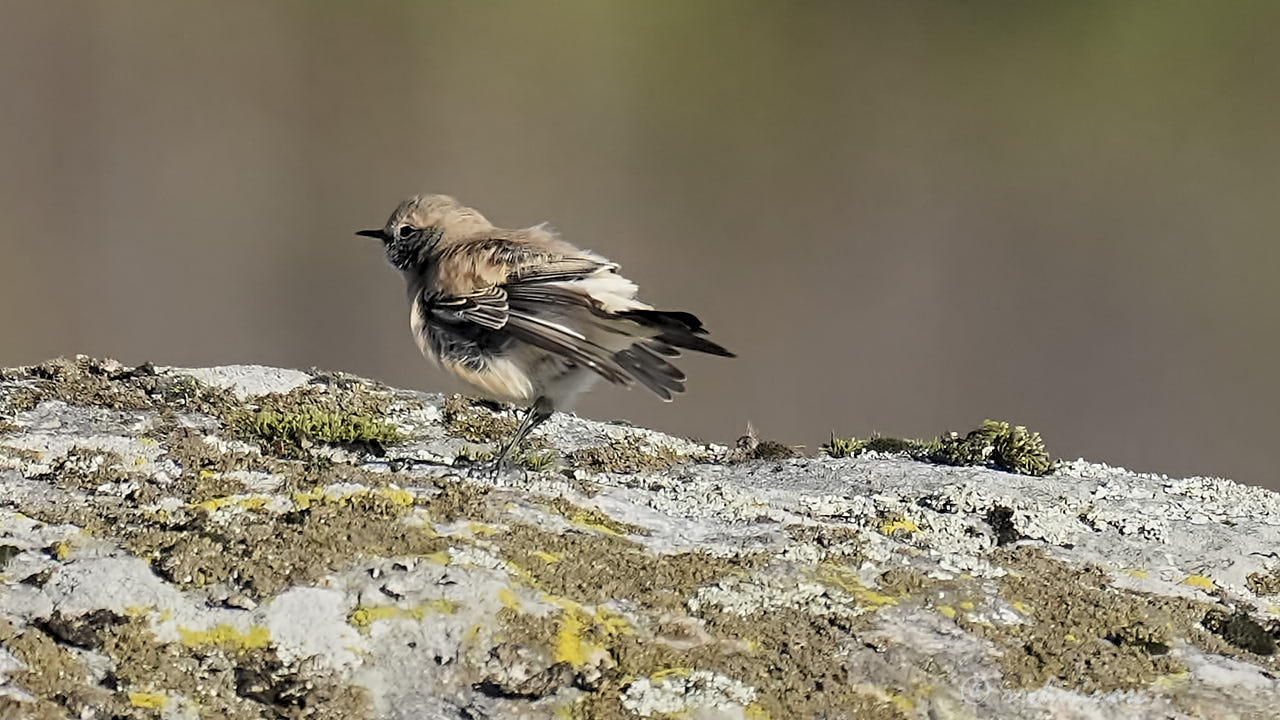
[623,308,735,357]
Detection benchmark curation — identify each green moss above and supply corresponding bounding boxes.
[751,439,800,460]
[231,405,403,457]
[454,445,495,464]
[823,432,939,460]
[822,433,865,459]
[823,419,1055,477]
[932,420,1055,476]
[519,450,557,472]
[728,426,802,461]
[225,383,404,458]
[569,435,680,473]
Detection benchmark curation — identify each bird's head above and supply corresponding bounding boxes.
[356,194,492,271]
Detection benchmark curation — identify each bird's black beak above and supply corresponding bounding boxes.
[355,228,388,240]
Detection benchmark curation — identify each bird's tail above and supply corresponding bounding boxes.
[619,309,735,358]
[505,281,734,401]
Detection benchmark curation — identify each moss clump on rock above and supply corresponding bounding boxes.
[727,425,802,461]
[822,433,934,460]
[932,419,1055,476]
[231,406,403,457]
[228,383,404,457]
[568,436,680,473]
[823,418,1055,477]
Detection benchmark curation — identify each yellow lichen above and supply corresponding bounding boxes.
[348,601,458,633]
[498,588,523,611]
[650,667,692,683]
[885,691,915,714]
[568,514,626,537]
[549,600,632,669]
[814,564,898,608]
[128,692,167,709]
[176,624,270,651]
[348,605,402,629]
[1182,574,1215,591]
[554,610,591,667]
[878,519,920,535]
[52,541,71,561]
[378,487,416,506]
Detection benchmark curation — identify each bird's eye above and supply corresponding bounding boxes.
[396,226,416,240]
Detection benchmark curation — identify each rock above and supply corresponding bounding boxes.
[0,356,1277,719]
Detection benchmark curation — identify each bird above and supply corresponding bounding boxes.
[356,194,734,471]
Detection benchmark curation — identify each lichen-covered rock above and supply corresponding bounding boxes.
[0,357,1278,719]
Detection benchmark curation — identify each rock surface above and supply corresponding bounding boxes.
[0,357,1278,720]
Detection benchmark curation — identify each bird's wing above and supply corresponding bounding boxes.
[425,285,509,330]
[421,279,635,387]
[427,234,729,399]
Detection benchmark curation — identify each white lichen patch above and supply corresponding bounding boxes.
[223,469,282,493]
[794,493,879,521]
[1163,475,1280,525]
[621,670,756,718]
[626,472,774,524]
[263,587,365,671]
[200,433,262,457]
[0,431,170,477]
[1083,504,1171,541]
[689,574,872,619]
[388,401,442,433]
[446,545,507,571]
[171,365,313,401]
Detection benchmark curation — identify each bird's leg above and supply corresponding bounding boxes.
[489,396,553,475]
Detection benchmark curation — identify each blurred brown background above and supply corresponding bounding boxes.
[2,2,1278,489]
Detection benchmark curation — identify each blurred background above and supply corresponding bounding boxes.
[2,2,1278,489]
